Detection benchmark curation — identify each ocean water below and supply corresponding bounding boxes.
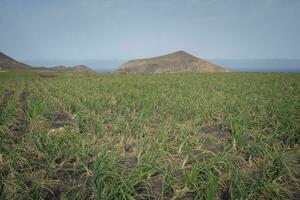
[23,59,300,73]
[210,59,300,72]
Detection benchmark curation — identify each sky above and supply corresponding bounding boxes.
[0,0,300,61]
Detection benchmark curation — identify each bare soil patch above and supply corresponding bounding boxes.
[200,123,229,139]
[117,154,138,169]
[200,123,231,154]
[51,110,76,129]
[175,192,196,200]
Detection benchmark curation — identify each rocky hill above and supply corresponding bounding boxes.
[114,51,229,73]
[51,65,95,73]
[0,52,31,70]
[0,52,95,73]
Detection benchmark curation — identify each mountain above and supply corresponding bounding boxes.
[72,65,95,73]
[0,52,96,73]
[51,65,95,73]
[0,52,31,70]
[114,51,229,73]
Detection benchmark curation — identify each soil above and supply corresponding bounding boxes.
[0,89,14,114]
[147,174,164,197]
[117,154,138,169]
[135,174,167,200]
[175,192,196,200]
[200,123,231,154]
[200,123,229,139]
[8,89,29,142]
[51,110,75,129]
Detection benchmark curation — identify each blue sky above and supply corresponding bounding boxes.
[0,0,300,60]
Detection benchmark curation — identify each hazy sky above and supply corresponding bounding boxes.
[0,0,300,60]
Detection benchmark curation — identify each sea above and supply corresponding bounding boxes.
[23,59,300,73]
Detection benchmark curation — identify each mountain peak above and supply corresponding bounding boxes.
[172,50,190,55]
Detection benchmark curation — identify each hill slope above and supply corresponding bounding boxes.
[114,51,229,73]
[51,65,95,73]
[72,65,95,73]
[0,52,30,70]
[0,52,95,73]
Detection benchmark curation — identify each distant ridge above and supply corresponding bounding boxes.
[0,52,31,70]
[51,64,95,73]
[0,51,96,73]
[114,51,229,73]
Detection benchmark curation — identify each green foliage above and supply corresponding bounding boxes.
[0,72,299,199]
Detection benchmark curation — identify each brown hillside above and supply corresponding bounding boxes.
[0,52,31,70]
[114,51,229,73]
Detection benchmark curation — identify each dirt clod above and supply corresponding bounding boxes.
[148,174,164,197]
[199,123,231,154]
[200,123,229,139]
[175,191,196,200]
[135,174,166,200]
[51,110,75,129]
[117,155,138,169]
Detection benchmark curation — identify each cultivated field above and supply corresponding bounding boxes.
[0,72,299,199]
